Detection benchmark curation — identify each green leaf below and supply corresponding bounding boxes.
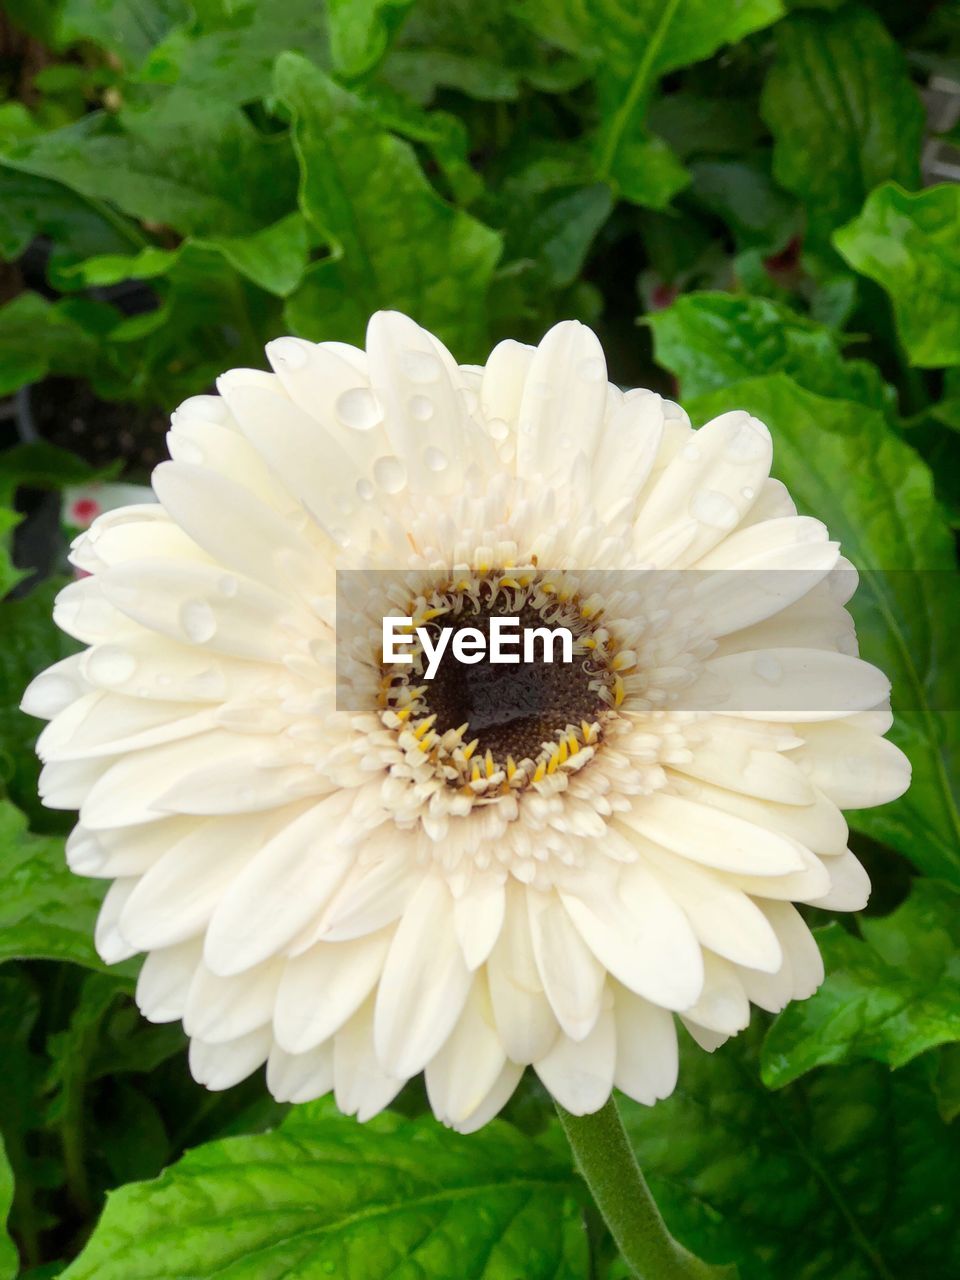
[929,1044,960,1124]
[60,1101,587,1279]
[649,292,894,409]
[133,0,330,109]
[0,1134,16,1280]
[686,375,960,884]
[622,1026,960,1279]
[762,881,960,1087]
[834,182,960,369]
[0,800,116,971]
[327,0,413,77]
[0,293,114,398]
[0,169,138,275]
[762,5,924,247]
[57,0,190,67]
[276,54,502,359]
[2,106,297,239]
[520,0,783,207]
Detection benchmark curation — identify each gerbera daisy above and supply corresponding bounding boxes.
[22,312,909,1130]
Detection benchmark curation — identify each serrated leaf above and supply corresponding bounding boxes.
[60,1102,588,1279]
[649,292,894,409]
[520,0,783,208]
[621,1026,960,1279]
[0,800,116,970]
[0,1134,16,1280]
[834,182,960,369]
[762,881,960,1087]
[762,5,924,246]
[276,53,502,359]
[2,106,297,239]
[686,375,960,883]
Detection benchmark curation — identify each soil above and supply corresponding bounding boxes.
[27,377,170,477]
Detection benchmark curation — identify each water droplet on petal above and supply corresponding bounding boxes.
[356,478,374,501]
[487,417,509,441]
[423,446,448,472]
[690,489,739,529]
[179,599,216,643]
[682,442,700,462]
[330,528,351,548]
[402,349,441,383]
[374,455,406,493]
[579,356,606,382]
[86,646,137,685]
[217,575,238,598]
[336,388,383,431]
[725,416,769,462]
[741,485,755,501]
[752,653,783,684]
[409,394,434,421]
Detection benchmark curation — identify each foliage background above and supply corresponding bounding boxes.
[1,0,959,1276]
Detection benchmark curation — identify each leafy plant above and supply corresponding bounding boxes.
[1,1,959,1277]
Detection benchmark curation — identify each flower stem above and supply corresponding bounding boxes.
[556,1097,734,1280]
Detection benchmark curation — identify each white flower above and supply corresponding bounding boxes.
[23,313,910,1129]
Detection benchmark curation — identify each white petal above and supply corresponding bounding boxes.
[374,875,472,1078]
[449,1061,524,1134]
[183,957,284,1044]
[66,817,195,877]
[425,974,506,1127]
[612,986,678,1105]
[590,391,664,523]
[638,842,782,972]
[691,649,890,722]
[335,996,405,1122]
[535,999,615,1115]
[804,849,871,911]
[95,877,140,963]
[527,890,605,1041]
[560,860,703,1011]
[620,794,807,875]
[682,953,750,1035]
[454,877,505,970]
[136,938,204,1023]
[792,722,911,807]
[487,881,559,1063]
[266,1041,334,1104]
[204,798,354,976]
[189,1025,271,1090]
[21,654,89,720]
[672,774,848,857]
[274,930,390,1054]
[516,321,607,484]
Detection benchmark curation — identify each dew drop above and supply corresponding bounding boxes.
[330,528,351,548]
[690,489,739,529]
[487,417,509,441]
[179,599,217,643]
[579,356,606,382]
[752,653,783,684]
[335,388,383,431]
[374,455,406,493]
[356,477,374,501]
[725,416,769,462]
[402,349,441,383]
[682,442,701,462]
[217,575,238,598]
[409,394,434,421]
[741,485,755,501]
[423,446,448,472]
[85,646,137,686]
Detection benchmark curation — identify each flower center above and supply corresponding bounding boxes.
[381,572,627,794]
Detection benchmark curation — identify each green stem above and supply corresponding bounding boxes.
[556,1097,732,1280]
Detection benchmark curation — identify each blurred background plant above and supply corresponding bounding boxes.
[2,2,960,1278]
